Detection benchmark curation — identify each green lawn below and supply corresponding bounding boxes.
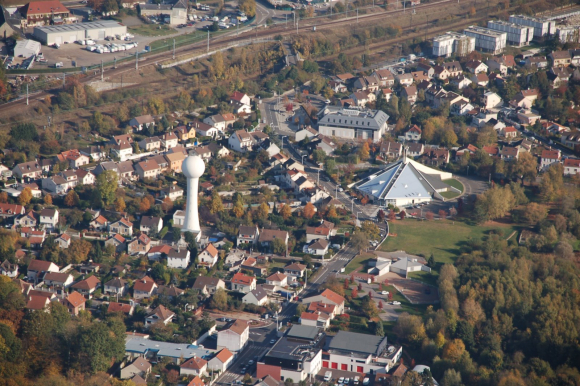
[344,253,374,274]
[128,24,176,37]
[443,178,464,192]
[440,191,461,199]
[381,219,518,265]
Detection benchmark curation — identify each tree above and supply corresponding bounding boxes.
[18,187,32,206]
[280,204,292,220]
[442,339,466,362]
[0,192,7,203]
[523,203,548,225]
[272,238,287,256]
[351,287,358,298]
[361,221,380,240]
[115,197,126,212]
[9,123,38,143]
[474,186,515,222]
[438,209,447,219]
[233,202,245,218]
[344,278,349,289]
[540,163,564,202]
[428,253,435,267]
[327,205,338,219]
[303,203,316,219]
[512,151,537,184]
[96,170,118,206]
[358,142,370,160]
[161,197,173,213]
[441,369,462,386]
[375,321,385,336]
[44,195,53,206]
[209,190,224,214]
[393,313,426,347]
[378,300,383,309]
[64,190,79,207]
[399,210,406,220]
[351,230,369,253]
[425,211,434,221]
[209,288,228,311]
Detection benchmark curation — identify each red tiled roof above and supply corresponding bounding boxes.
[108,302,133,314]
[301,312,319,321]
[228,319,249,335]
[542,150,560,160]
[20,0,69,16]
[215,348,233,363]
[231,272,255,286]
[134,276,156,292]
[564,158,580,167]
[26,295,49,310]
[72,275,100,291]
[181,356,207,370]
[319,289,345,305]
[66,291,85,307]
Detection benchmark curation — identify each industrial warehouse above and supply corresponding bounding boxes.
[32,20,127,45]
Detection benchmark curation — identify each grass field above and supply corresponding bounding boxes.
[344,253,374,274]
[128,24,176,37]
[380,219,518,265]
[443,178,464,192]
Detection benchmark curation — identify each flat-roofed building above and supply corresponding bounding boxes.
[464,25,507,54]
[432,31,475,57]
[509,14,556,38]
[487,20,533,46]
[33,20,127,45]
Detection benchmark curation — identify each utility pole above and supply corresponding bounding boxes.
[26,84,28,106]
[207,30,209,52]
[296,15,298,34]
[121,74,123,89]
[357,8,358,22]
[62,72,65,88]
[114,56,117,69]
[101,60,103,81]
[136,51,139,71]
[285,13,287,28]
[173,38,175,59]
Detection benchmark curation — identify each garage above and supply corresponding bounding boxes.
[341,364,348,371]
[32,20,127,45]
[331,363,338,369]
[323,361,329,367]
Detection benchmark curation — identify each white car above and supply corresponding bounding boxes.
[381,291,389,295]
[354,376,360,385]
[392,301,401,305]
[270,339,276,344]
[338,377,344,384]
[344,378,350,384]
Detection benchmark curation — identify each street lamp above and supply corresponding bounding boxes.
[302,154,307,164]
[357,211,363,221]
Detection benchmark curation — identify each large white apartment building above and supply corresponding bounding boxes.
[557,25,580,43]
[464,25,507,55]
[432,32,475,57]
[317,107,389,142]
[509,14,556,38]
[487,20,533,46]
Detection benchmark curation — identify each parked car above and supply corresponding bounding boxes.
[338,377,344,384]
[381,291,389,295]
[393,301,401,305]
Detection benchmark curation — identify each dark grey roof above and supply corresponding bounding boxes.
[168,248,189,259]
[250,285,268,301]
[287,325,320,341]
[328,331,387,356]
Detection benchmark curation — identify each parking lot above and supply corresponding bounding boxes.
[381,272,439,304]
[316,368,366,385]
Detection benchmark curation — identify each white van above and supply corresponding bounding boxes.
[324,371,332,382]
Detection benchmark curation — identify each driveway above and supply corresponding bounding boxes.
[379,272,439,304]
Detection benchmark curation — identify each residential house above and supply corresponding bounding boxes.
[55,233,71,249]
[105,234,126,253]
[304,239,330,256]
[140,216,163,235]
[181,357,208,377]
[451,75,472,90]
[156,285,185,299]
[17,211,37,228]
[111,140,133,161]
[198,244,218,268]
[129,115,155,132]
[147,244,172,261]
[41,175,71,195]
[548,67,572,87]
[145,305,175,327]
[138,136,161,152]
[173,210,185,228]
[302,289,346,314]
[502,126,518,138]
[433,65,451,80]
[381,88,393,102]
[258,229,289,252]
[13,161,42,179]
[217,319,249,352]
[550,50,571,67]
[133,276,158,299]
[64,291,86,316]
[465,60,488,73]
[27,259,59,282]
[284,263,307,280]
[395,73,414,86]
[56,149,89,169]
[108,301,135,315]
[71,276,101,298]
[525,56,548,69]
[230,91,251,106]
[231,272,256,293]
[75,169,96,186]
[483,91,502,109]
[372,69,395,87]
[405,125,422,141]
[192,120,219,138]
[266,273,288,286]
[416,62,435,78]
[104,278,128,297]
[380,141,403,159]
[39,208,59,231]
[0,260,18,278]
[564,158,580,175]
[407,143,425,158]
[160,132,178,150]
[300,312,330,329]
[109,218,133,237]
[228,130,254,152]
[26,294,51,311]
[208,348,234,373]
[442,61,463,77]
[43,272,73,288]
[90,215,109,231]
[127,233,152,255]
[306,221,336,242]
[192,276,226,296]
[349,91,375,107]
[135,159,161,180]
[167,248,191,269]
[242,286,268,306]
[470,72,489,87]
[540,149,561,170]
[401,85,417,104]
[120,357,152,380]
[160,185,184,201]
[80,146,106,161]
[165,152,185,173]
[500,146,520,160]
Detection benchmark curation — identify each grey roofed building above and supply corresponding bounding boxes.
[250,285,268,302]
[125,337,215,361]
[328,331,388,356]
[93,161,118,175]
[350,156,456,207]
[317,106,389,142]
[286,325,320,341]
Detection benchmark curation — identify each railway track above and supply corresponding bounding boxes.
[0,0,480,115]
